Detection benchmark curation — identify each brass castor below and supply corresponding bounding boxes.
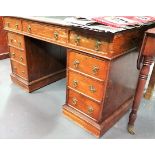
[127,124,135,135]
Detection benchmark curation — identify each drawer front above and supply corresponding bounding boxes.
[69,31,109,53]
[68,70,105,101]
[22,20,68,43]
[11,60,28,80]
[9,47,26,64]
[3,17,22,31]
[8,32,25,49]
[68,50,108,80]
[68,89,102,121]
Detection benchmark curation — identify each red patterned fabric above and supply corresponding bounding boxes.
[92,16,155,28]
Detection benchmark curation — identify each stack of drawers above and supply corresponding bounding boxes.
[66,49,109,122]
[8,32,28,80]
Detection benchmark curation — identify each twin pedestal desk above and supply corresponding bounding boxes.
[3,17,154,137]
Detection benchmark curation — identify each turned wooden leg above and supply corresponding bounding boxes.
[144,63,155,100]
[128,56,154,135]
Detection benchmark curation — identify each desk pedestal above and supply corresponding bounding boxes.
[63,97,133,137]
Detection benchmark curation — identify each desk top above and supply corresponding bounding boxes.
[14,16,155,34]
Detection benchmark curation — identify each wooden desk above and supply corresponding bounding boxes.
[0,17,9,60]
[128,28,155,134]
[3,16,154,137]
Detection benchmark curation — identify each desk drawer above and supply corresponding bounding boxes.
[9,47,26,64]
[22,20,68,43]
[69,31,109,53]
[11,60,28,80]
[68,89,102,121]
[8,32,25,49]
[68,70,105,101]
[3,17,22,31]
[68,50,108,80]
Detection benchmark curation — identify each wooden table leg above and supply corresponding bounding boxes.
[144,63,155,100]
[128,56,154,135]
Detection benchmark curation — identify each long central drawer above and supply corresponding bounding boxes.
[22,20,68,43]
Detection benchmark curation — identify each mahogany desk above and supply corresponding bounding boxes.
[3,16,155,137]
[0,17,9,60]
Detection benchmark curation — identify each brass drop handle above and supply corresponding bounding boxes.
[72,97,78,105]
[27,25,31,32]
[88,106,94,114]
[20,56,23,62]
[92,66,99,74]
[95,40,102,51]
[54,32,58,40]
[73,80,78,88]
[89,85,96,93]
[73,60,80,69]
[11,39,17,44]
[75,35,80,45]
[12,53,15,57]
[21,71,25,74]
[15,24,18,29]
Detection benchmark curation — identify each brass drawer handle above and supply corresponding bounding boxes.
[28,25,31,32]
[88,106,94,114]
[73,80,78,88]
[54,32,58,40]
[72,97,78,105]
[75,35,80,45]
[73,60,80,69]
[10,39,17,43]
[20,56,23,62]
[15,24,18,30]
[95,40,102,51]
[12,53,15,57]
[89,85,96,93]
[92,66,99,74]
[21,71,25,74]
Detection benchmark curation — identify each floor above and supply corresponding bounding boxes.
[0,59,155,139]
